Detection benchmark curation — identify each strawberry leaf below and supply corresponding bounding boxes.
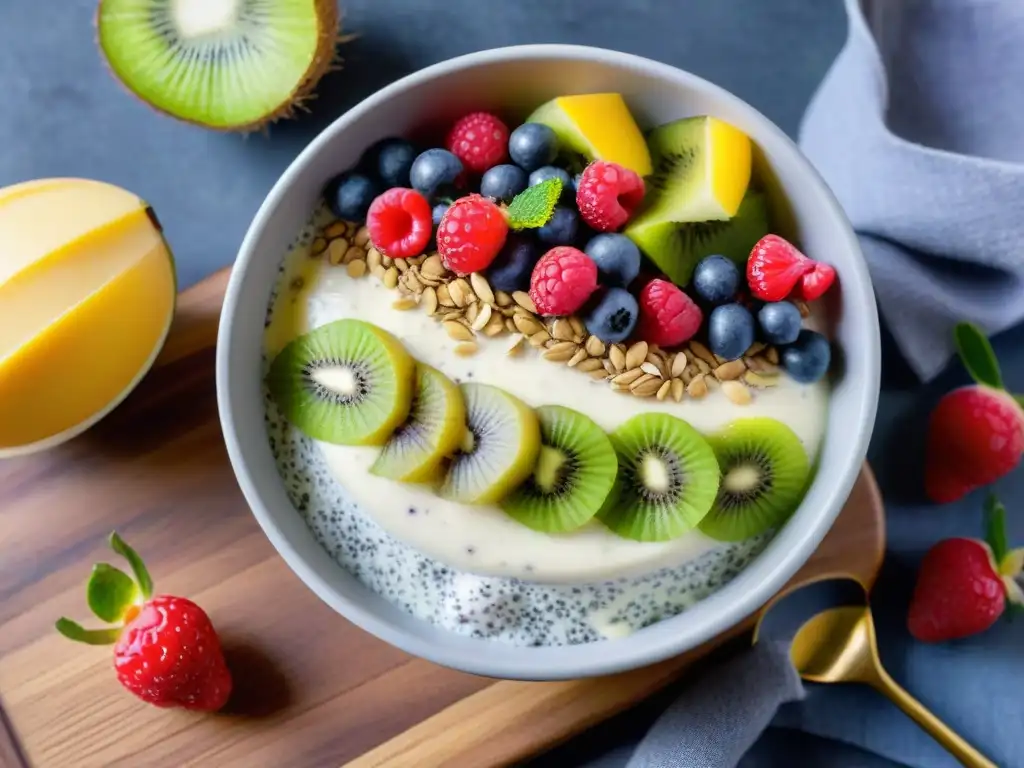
[55,618,121,645]
[954,322,1003,389]
[110,531,152,600]
[87,563,139,623]
[984,493,1009,566]
[506,178,561,230]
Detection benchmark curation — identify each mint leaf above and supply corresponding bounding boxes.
[506,178,561,230]
[87,563,140,623]
[954,322,1003,389]
[984,493,1009,565]
[110,531,153,600]
[55,618,121,645]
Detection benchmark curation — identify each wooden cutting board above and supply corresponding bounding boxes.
[0,268,885,768]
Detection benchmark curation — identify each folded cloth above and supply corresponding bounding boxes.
[798,0,1024,382]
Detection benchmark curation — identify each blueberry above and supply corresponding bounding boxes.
[583,288,639,344]
[480,164,528,203]
[508,123,559,172]
[410,148,463,199]
[585,234,641,287]
[529,165,572,195]
[485,234,540,292]
[372,138,417,188]
[757,302,802,346]
[708,303,755,361]
[432,202,449,228]
[693,255,740,305]
[537,206,578,245]
[325,172,380,223]
[781,330,831,384]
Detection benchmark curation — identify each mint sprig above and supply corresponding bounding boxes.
[506,178,561,230]
[954,322,1003,389]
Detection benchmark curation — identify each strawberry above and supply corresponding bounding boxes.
[925,322,1024,503]
[746,234,836,302]
[908,495,1024,642]
[56,532,232,712]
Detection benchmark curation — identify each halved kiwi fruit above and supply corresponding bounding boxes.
[438,383,541,506]
[597,413,719,542]
[267,319,415,446]
[96,0,340,131]
[500,405,618,533]
[698,417,811,542]
[370,364,466,483]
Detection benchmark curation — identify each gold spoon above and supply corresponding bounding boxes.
[790,605,997,768]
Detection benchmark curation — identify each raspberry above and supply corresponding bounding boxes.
[636,278,703,347]
[529,247,598,316]
[366,188,433,259]
[446,112,510,174]
[575,161,646,232]
[437,194,509,275]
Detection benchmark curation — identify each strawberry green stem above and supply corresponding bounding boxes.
[954,322,1004,390]
[110,531,153,600]
[984,493,1009,565]
[55,618,121,645]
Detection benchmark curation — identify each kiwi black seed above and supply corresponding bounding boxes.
[698,417,811,542]
[266,319,415,446]
[97,0,340,131]
[597,413,719,542]
[500,405,617,533]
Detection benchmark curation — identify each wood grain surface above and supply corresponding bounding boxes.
[0,268,885,768]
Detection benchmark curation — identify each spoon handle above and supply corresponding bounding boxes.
[872,668,996,768]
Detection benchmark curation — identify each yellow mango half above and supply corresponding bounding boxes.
[0,179,176,456]
[527,93,653,176]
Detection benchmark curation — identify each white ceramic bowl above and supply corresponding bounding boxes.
[217,44,880,680]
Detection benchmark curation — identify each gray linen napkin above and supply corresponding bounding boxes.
[622,1,1024,766]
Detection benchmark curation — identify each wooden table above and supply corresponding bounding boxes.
[0,269,885,768]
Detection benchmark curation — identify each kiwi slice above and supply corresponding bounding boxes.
[500,405,618,533]
[597,413,719,542]
[370,364,467,483]
[97,0,339,131]
[625,192,769,286]
[698,417,811,542]
[438,384,541,506]
[267,319,415,446]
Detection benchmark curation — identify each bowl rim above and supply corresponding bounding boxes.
[217,43,881,680]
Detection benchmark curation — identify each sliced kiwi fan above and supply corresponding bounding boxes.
[97,0,341,131]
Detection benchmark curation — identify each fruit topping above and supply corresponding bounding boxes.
[529,165,573,195]
[780,329,831,384]
[597,413,719,542]
[707,303,756,362]
[626,191,769,287]
[526,93,653,176]
[501,405,618,533]
[325,172,381,224]
[636,278,702,348]
[583,287,639,344]
[693,254,740,305]
[367,187,433,259]
[486,234,542,293]
[446,112,510,174]
[529,246,599,316]
[410,148,464,199]
[585,233,642,288]
[576,160,645,232]
[362,137,418,188]
[480,164,528,203]
[432,202,449,229]
[438,383,541,505]
[746,234,816,301]
[698,417,811,542]
[508,122,560,172]
[757,302,802,346]
[537,206,579,245]
[57,532,231,711]
[371,364,467,483]
[96,0,337,131]
[792,261,837,302]
[437,194,509,274]
[267,319,416,446]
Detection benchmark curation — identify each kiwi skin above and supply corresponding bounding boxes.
[95,0,343,132]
